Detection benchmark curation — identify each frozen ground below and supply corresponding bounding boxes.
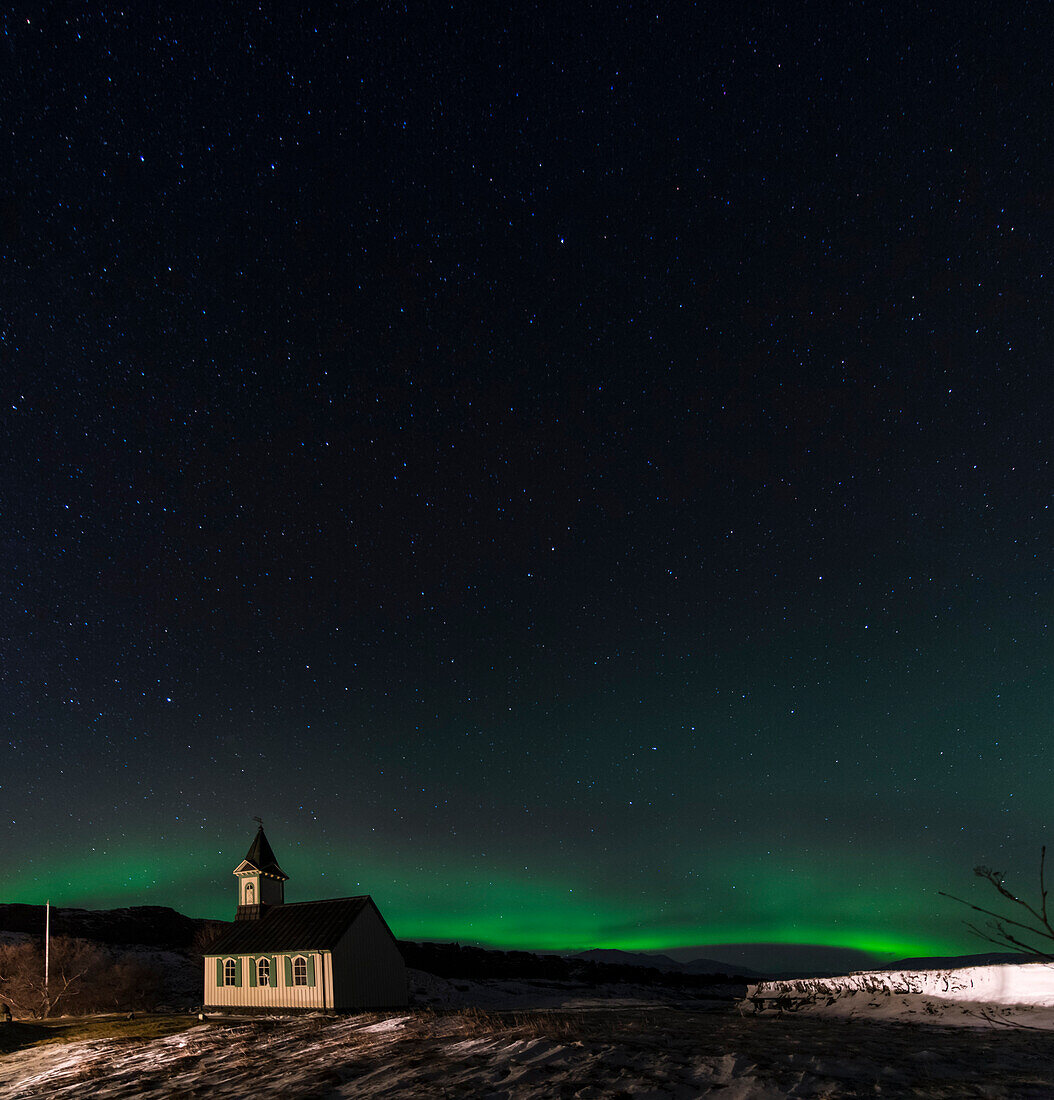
[3,967,1054,1097]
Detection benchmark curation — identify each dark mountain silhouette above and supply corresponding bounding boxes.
[400,941,752,988]
[0,904,226,948]
[572,948,762,978]
[883,951,1031,970]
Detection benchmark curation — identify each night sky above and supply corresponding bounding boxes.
[3,5,1050,970]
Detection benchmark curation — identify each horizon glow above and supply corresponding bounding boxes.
[2,838,978,961]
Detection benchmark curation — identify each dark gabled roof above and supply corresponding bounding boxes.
[205,897,376,955]
[240,826,287,880]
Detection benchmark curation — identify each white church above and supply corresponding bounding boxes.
[203,825,407,1012]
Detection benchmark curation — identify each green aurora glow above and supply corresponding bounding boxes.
[4,838,969,961]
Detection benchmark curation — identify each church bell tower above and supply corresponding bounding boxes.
[233,822,288,920]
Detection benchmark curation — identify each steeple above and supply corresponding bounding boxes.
[233,823,288,920]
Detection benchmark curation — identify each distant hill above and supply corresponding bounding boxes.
[0,904,226,949]
[572,948,762,978]
[882,951,1035,970]
[570,947,1044,980]
[573,949,684,971]
[680,956,765,978]
[401,941,753,987]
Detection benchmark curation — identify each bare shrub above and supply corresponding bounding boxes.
[0,941,40,1018]
[0,937,164,1018]
[190,921,228,962]
[107,954,164,1011]
[0,936,106,1017]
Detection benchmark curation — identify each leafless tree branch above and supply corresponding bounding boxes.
[941,847,1054,962]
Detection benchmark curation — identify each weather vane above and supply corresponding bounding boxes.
[253,816,264,827]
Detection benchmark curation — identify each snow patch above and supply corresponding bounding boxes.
[749,961,1054,1007]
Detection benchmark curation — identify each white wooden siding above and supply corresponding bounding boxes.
[204,951,329,1010]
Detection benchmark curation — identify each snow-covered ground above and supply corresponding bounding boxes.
[750,961,1054,1007]
[3,966,1054,1097]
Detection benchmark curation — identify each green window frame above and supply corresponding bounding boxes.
[245,956,278,988]
[285,954,315,988]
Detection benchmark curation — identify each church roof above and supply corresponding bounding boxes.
[205,897,384,954]
[240,825,287,880]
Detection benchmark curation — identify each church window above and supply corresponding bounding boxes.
[245,881,255,903]
[292,956,308,986]
[224,959,237,986]
[257,957,270,986]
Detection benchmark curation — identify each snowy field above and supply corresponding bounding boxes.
[3,966,1054,1097]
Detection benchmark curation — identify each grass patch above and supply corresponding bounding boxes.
[0,1013,201,1055]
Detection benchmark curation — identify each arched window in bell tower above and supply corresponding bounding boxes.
[245,881,255,904]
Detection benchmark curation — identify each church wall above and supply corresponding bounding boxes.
[330,905,408,1008]
[204,951,329,1010]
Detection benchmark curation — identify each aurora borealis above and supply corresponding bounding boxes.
[2,6,1050,972]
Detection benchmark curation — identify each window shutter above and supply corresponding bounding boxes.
[234,958,243,987]
[249,958,257,987]
[215,958,222,988]
[284,955,293,986]
[306,955,316,987]
[269,956,277,987]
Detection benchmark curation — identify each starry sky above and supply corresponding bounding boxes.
[2,5,1050,970]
